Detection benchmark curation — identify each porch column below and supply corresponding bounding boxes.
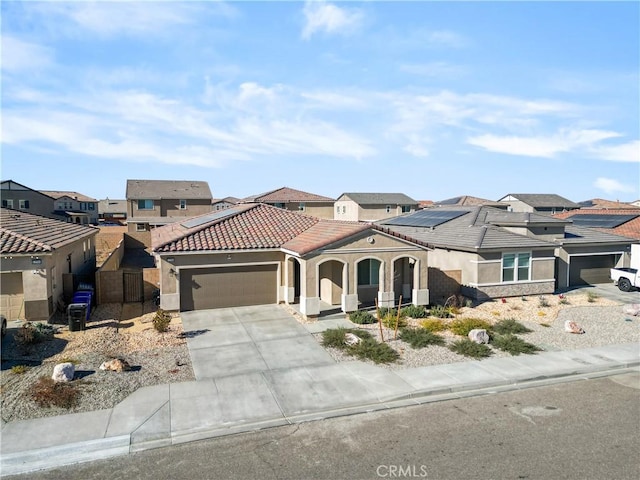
[341,262,358,312]
[299,260,320,317]
[412,258,429,306]
[377,261,395,308]
[283,257,295,304]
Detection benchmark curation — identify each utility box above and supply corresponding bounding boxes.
[67,304,87,332]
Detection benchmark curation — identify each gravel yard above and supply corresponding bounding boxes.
[314,292,640,370]
[0,302,194,423]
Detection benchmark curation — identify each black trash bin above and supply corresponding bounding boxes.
[67,303,87,331]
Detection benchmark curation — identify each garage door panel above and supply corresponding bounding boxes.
[1,272,25,320]
[569,255,616,286]
[180,265,277,311]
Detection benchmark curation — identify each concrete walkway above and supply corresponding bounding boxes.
[1,305,639,476]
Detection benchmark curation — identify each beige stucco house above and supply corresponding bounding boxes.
[151,204,430,317]
[1,208,98,322]
[125,179,213,232]
[334,193,418,222]
[242,186,335,219]
[497,193,580,214]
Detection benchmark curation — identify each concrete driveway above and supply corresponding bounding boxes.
[563,282,640,305]
[180,304,336,380]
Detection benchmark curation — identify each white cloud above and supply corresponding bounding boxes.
[1,35,53,72]
[467,129,622,158]
[594,177,636,195]
[302,1,363,40]
[591,140,640,163]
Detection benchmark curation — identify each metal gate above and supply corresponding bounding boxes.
[123,271,143,303]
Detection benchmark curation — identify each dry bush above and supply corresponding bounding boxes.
[29,377,80,409]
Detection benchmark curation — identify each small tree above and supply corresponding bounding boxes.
[153,309,172,333]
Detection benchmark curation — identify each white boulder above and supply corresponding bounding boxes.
[468,329,490,344]
[52,362,75,382]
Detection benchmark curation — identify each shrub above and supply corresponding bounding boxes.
[587,291,599,303]
[377,307,397,318]
[381,313,408,329]
[449,339,493,358]
[399,328,445,349]
[350,338,399,364]
[153,309,172,333]
[540,323,551,328]
[420,318,447,332]
[429,305,454,319]
[491,318,532,335]
[449,318,492,336]
[559,297,570,305]
[11,365,29,375]
[491,334,541,355]
[321,328,372,349]
[13,322,53,345]
[29,376,80,409]
[349,310,377,324]
[401,305,428,319]
[538,296,550,308]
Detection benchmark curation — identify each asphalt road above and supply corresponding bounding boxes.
[6,372,639,480]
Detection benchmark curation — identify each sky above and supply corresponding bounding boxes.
[1,1,639,203]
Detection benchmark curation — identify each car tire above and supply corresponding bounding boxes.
[618,277,632,292]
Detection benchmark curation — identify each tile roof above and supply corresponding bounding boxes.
[553,209,640,240]
[434,195,505,207]
[212,196,241,204]
[40,190,97,202]
[126,180,213,200]
[98,199,127,214]
[577,198,640,209]
[500,193,580,209]
[338,192,418,205]
[152,203,400,256]
[1,208,98,254]
[243,187,334,203]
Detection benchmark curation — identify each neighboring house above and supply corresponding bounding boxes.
[334,193,418,222]
[553,209,640,241]
[578,198,640,209]
[631,200,640,207]
[242,187,335,219]
[40,190,99,225]
[212,196,240,211]
[0,208,98,322]
[378,206,636,302]
[418,200,434,209]
[151,204,430,317]
[497,193,580,214]
[434,195,508,209]
[98,199,128,224]
[0,180,63,220]
[125,179,213,233]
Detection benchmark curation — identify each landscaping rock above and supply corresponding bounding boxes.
[468,329,490,344]
[99,358,131,372]
[622,304,640,316]
[564,320,585,334]
[52,362,75,382]
[344,333,361,346]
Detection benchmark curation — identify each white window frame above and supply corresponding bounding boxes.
[3,199,14,208]
[179,199,187,210]
[19,199,29,209]
[136,223,148,232]
[502,252,531,283]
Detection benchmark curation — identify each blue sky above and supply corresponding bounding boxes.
[2,1,639,203]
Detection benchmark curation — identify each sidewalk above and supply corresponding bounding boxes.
[1,342,638,476]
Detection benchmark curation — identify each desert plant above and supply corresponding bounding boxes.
[381,313,408,329]
[399,328,445,349]
[321,328,372,349]
[153,309,172,333]
[11,365,29,374]
[449,318,492,336]
[449,339,493,358]
[429,305,454,319]
[377,307,397,318]
[401,305,428,319]
[540,323,551,328]
[14,323,38,345]
[538,296,550,308]
[491,334,541,355]
[29,376,80,409]
[420,318,447,332]
[587,291,599,303]
[348,310,377,325]
[491,318,533,335]
[464,299,473,308]
[559,297,570,305]
[350,337,399,364]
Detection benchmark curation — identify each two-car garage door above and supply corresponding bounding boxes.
[179,265,278,311]
[568,255,617,286]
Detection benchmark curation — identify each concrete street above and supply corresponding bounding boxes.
[6,371,639,480]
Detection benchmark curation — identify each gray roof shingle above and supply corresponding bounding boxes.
[339,193,417,205]
[126,180,213,200]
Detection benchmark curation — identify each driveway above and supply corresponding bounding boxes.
[180,304,336,380]
[563,282,640,305]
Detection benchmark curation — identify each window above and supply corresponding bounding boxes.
[358,259,381,286]
[502,253,531,282]
[19,200,30,209]
[385,205,391,213]
[298,203,305,212]
[401,205,411,213]
[136,223,148,232]
[80,202,87,210]
[342,206,346,214]
[138,199,154,210]
[2,199,14,208]
[179,199,187,210]
[274,203,285,209]
[88,203,95,210]
[336,206,340,214]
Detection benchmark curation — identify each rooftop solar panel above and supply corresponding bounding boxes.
[566,214,639,228]
[383,209,469,228]
[180,207,244,229]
